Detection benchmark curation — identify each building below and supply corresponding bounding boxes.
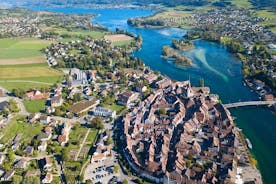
[117,90,139,107]
[50,95,63,107]
[40,116,51,124]
[2,170,14,181]
[28,113,40,124]
[38,141,47,152]
[14,159,27,169]
[43,157,53,171]
[155,78,171,89]
[25,89,49,101]
[0,101,8,112]
[91,107,116,119]
[58,123,72,146]
[42,173,53,183]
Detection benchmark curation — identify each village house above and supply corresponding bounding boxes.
[25,89,49,101]
[50,95,63,107]
[58,123,72,146]
[42,173,53,184]
[24,146,33,156]
[91,133,112,163]
[0,155,5,165]
[14,159,27,169]
[0,101,8,113]
[2,170,14,181]
[40,115,51,124]
[38,141,48,152]
[43,157,53,171]
[117,90,139,107]
[27,113,40,124]
[136,84,147,93]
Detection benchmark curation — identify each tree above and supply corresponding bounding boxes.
[86,179,93,184]
[158,108,166,115]
[122,179,128,184]
[61,148,69,161]
[90,117,104,130]
[12,175,23,184]
[22,176,40,184]
[199,78,204,87]
[114,165,119,173]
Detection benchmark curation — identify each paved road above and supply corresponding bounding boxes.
[0,80,52,85]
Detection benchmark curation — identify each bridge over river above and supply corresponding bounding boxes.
[224,101,276,109]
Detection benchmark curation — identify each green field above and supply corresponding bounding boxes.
[112,40,133,46]
[0,38,51,59]
[0,63,63,90]
[86,129,99,143]
[50,28,110,40]
[0,115,44,144]
[23,99,47,113]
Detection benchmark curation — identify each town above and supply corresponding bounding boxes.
[0,3,274,184]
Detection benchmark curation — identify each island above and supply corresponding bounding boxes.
[162,46,192,66]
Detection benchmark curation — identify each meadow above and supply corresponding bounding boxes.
[0,38,64,91]
[0,38,51,60]
[0,115,44,145]
[23,99,47,113]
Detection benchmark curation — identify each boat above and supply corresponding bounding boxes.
[246,138,253,149]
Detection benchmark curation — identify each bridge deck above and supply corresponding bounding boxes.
[224,101,276,108]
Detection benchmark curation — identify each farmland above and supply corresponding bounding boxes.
[0,38,51,60]
[0,38,64,91]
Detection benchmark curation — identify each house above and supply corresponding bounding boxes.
[51,95,63,107]
[136,85,147,93]
[155,78,171,89]
[38,141,47,152]
[68,99,100,116]
[46,106,55,114]
[0,101,8,112]
[91,107,116,119]
[25,89,49,101]
[28,113,40,124]
[117,90,139,107]
[58,123,72,146]
[40,116,51,124]
[144,73,158,84]
[2,170,14,181]
[14,159,27,169]
[38,132,52,141]
[43,157,53,171]
[42,173,53,183]
[91,134,112,163]
[253,79,265,90]
[24,146,33,156]
[0,155,5,164]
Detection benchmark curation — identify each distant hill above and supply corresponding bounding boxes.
[1,0,276,10]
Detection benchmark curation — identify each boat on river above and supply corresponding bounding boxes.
[246,138,253,149]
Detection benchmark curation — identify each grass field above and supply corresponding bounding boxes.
[86,129,99,143]
[23,99,47,113]
[0,115,44,144]
[49,28,110,39]
[0,63,63,90]
[0,38,51,60]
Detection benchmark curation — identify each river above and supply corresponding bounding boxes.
[27,6,276,184]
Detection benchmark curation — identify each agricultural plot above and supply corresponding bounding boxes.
[0,38,51,60]
[104,34,133,46]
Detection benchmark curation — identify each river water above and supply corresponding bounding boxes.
[27,6,276,184]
